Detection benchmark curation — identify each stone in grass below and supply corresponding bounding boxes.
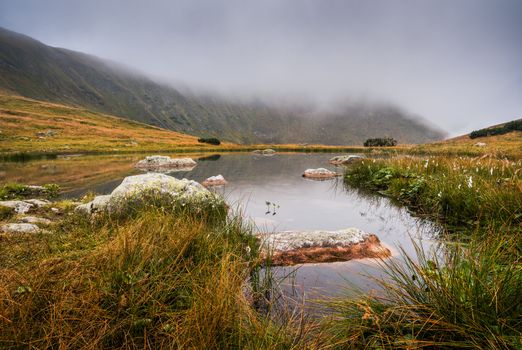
[302,168,339,179]
[0,199,50,215]
[1,223,41,234]
[201,175,227,187]
[76,173,222,215]
[19,216,52,225]
[135,155,197,172]
[0,200,34,214]
[258,228,390,266]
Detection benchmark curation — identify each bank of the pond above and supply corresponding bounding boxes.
[0,196,319,348]
[324,155,522,349]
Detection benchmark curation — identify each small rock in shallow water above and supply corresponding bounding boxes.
[253,149,276,156]
[1,223,41,234]
[258,228,390,265]
[135,155,197,172]
[302,168,338,179]
[202,175,227,187]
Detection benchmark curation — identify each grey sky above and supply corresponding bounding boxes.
[1,0,521,135]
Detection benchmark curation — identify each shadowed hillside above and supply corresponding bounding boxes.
[0,27,444,145]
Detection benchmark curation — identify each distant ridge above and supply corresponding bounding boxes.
[0,26,445,144]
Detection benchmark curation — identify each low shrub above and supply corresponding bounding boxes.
[470,119,522,139]
[363,137,398,147]
[198,137,221,145]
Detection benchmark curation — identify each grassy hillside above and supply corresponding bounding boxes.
[411,120,522,159]
[0,26,444,145]
[0,94,235,154]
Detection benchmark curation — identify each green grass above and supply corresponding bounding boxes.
[331,155,522,349]
[323,231,522,349]
[0,183,60,200]
[344,156,521,232]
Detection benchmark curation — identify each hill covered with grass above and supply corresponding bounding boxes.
[0,94,234,155]
[0,26,444,145]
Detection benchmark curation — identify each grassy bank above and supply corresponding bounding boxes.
[328,155,522,349]
[0,199,318,348]
[344,156,521,233]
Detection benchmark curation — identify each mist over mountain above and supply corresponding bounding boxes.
[0,26,444,144]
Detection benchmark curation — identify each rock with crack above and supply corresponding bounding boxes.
[202,175,227,187]
[258,228,390,265]
[76,173,223,215]
[329,155,364,165]
[302,168,339,179]
[135,155,197,172]
[1,223,41,234]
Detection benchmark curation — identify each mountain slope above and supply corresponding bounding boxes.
[0,94,233,154]
[0,26,445,144]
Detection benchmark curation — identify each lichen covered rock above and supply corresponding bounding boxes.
[76,173,224,215]
[1,223,41,234]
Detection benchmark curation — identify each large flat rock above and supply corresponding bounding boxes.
[259,228,390,265]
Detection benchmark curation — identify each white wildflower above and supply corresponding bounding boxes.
[467,176,473,188]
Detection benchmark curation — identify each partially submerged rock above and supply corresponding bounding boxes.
[135,156,197,172]
[329,155,364,165]
[253,149,276,156]
[259,228,390,265]
[76,173,222,215]
[302,168,339,179]
[1,223,41,234]
[202,175,227,187]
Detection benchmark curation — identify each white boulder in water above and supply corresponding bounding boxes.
[202,175,227,187]
[302,168,339,179]
[76,173,221,215]
[258,228,390,265]
[135,155,197,172]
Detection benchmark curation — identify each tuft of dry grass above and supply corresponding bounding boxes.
[0,207,318,349]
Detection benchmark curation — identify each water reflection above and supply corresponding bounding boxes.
[0,152,440,297]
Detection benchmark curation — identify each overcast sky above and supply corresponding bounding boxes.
[1,0,521,135]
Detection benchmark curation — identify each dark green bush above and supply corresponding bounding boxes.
[198,137,221,145]
[363,137,398,147]
[469,119,522,139]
